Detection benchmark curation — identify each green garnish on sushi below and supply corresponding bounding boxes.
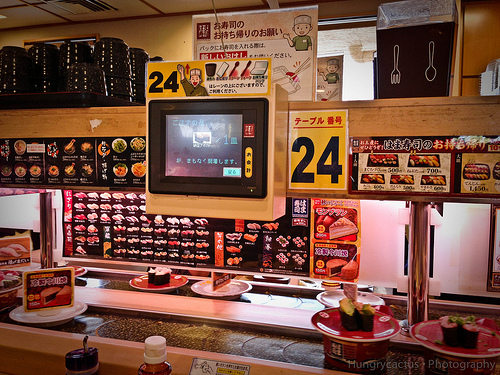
[359,303,376,332]
[339,298,359,331]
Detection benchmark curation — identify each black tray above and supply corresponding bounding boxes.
[0,91,143,109]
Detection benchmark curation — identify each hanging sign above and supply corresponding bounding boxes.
[193,6,318,101]
[146,59,272,99]
[289,110,348,190]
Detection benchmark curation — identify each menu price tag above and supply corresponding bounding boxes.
[211,272,232,291]
[289,110,348,190]
[23,267,74,312]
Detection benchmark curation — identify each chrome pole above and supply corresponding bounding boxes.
[39,191,54,269]
[407,201,431,326]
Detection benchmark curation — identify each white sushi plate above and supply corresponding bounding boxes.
[9,300,87,327]
[191,279,252,299]
[316,290,385,308]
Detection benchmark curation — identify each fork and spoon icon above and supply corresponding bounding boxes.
[390,41,437,84]
[391,44,400,84]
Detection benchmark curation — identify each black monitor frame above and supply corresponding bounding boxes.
[148,97,269,198]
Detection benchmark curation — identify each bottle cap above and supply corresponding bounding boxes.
[65,336,99,371]
[144,336,168,364]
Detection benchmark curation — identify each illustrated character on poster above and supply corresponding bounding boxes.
[177,64,208,96]
[319,58,340,84]
[283,14,313,51]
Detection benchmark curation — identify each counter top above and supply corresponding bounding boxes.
[1,269,500,374]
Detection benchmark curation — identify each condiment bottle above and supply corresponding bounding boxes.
[138,336,172,375]
[65,335,99,375]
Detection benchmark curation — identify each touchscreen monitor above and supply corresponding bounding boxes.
[148,98,269,198]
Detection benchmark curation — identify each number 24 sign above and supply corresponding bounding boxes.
[289,110,348,190]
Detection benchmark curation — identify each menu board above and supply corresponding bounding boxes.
[0,136,146,188]
[220,198,310,275]
[64,192,311,277]
[351,136,500,197]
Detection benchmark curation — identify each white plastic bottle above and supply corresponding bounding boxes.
[138,336,172,375]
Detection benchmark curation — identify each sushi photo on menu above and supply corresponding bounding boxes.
[0,236,31,267]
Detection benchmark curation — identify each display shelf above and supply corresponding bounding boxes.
[1,96,498,203]
[1,96,498,138]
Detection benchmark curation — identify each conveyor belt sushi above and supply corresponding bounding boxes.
[338,298,375,332]
[439,315,479,348]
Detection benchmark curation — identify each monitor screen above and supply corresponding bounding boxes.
[165,114,243,179]
[148,98,269,198]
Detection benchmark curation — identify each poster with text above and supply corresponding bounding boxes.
[193,6,318,101]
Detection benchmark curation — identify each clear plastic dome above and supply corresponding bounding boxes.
[377,0,458,30]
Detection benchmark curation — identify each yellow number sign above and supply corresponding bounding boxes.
[289,110,348,190]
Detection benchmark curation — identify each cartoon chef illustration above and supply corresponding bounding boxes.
[283,14,313,51]
[177,64,208,96]
[319,58,340,84]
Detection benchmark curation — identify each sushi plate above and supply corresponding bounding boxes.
[129,274,188,293]
[70,265,87,278]
[9,300,87,327]
[410,320,500,358]
[316,290,385,308]
[311,307,400,343]
[191,279,252,299]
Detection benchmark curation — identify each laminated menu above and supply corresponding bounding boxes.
[217,197,310,276]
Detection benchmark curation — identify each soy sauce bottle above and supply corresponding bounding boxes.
[138,336,172,375]
[65,336,99,375]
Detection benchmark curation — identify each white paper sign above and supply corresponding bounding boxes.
[193,6,318,101]
[190,358,250,375]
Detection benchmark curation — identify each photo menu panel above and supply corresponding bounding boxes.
[1,136,146,188]
[64,192,311,277]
